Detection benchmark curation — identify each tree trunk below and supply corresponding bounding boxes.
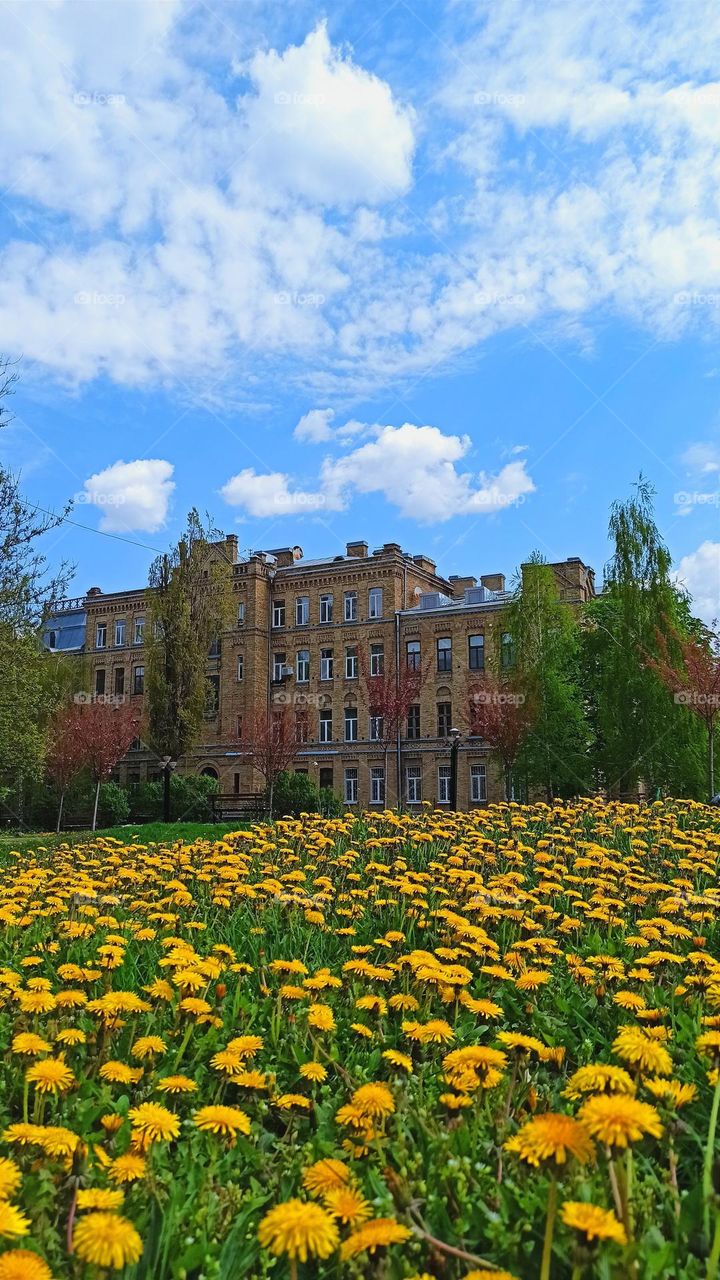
[504,764,512,802]
[56,788,65,835]
[268,776,274,824]
[163,765,171,822]
[91,779,101,832]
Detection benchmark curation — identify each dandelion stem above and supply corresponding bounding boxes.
[22,1076,29,1124]
[707,1210,720,1280]
[704,1072,720,1243]
[289,1260,298,1280]
[173,1022,193,1072]
[540,1176,558,1280]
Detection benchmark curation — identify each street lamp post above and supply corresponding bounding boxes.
[449,727,462,811]
[161,756,177,822]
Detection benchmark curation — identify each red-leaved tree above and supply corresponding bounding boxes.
[466,673,535,801]
[46,705,88,832]
[51,700,142,830]
[245,702,298,821]
[646,623,720,799]
[358,648,429,805]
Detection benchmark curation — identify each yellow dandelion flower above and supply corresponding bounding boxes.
[578,1094,663,1148]
[76,1189,125,1211]
[340,1217,411,1259]
[0,1159,21,1199]
[72,1212,143,1269]
[258,1199,339,1262]
[127,1103,180,1144]
[193,1106,251,1137]
[323,1186,371,1226]
[505,1113,595,1167]
[0,1251,54,1280]
[25,1058,75,1094]
[560,1200,627,1245]
[108,1153,146,1184]
[155,1075,198,1095]
[0,1203,30,1239]
[302,1159,352,1196]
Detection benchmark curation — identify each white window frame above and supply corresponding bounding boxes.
[369,713,384,741]
[296,649,310,682]
[133,618,145,646]
[470,763,487,802]
[345,646,358,679]
[319,593,333,624]
[344,767,358,805]
[319,708,333,743]
[438,765,451,804]
[344,707,358,742]
[272,600,285,629]
[272,652,286,682]
[133,665,144,695]
[368,587,383,619]
[320,648,334,681]
[406,765,422,804]
[437,635,452,672]
[295,596,309,626]
[237,601,246,624]
[469,633,485,671]
[114,620,125,647]
[96,623,107,649]
[370,643,384,676]
[344,591,357,622]
[370,766,385,805]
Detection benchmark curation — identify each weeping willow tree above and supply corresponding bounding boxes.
[582,477,705,798]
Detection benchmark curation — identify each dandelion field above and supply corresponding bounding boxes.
[0,803,720,1279]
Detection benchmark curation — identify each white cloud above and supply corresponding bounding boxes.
[219,469,339,518]
[294,408,335,442]
[82,459,175,532]
[675,541,720,624]
[222,422,534,522]
[682,441,720,473]
[239,23,415,206]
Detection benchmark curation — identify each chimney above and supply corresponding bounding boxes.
[448,574,477,599]
[346,540,368,558]
[481,573,505,593]
[412,554,437,574]
[86,586,103,597]
[225,533,239,564]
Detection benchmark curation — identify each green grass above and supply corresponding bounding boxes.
[0,820,250,855]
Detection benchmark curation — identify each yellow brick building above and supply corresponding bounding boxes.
[47,537,595,809]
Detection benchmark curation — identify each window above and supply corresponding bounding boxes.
[47,630,57,649]
[406,639,421,671]
[273,652,287,682]
[344,591,357,621]
[370,712,384,741]
[469,633,485,671]
[233,772,240,795]
[501,632,516,669]
[133,665,145,695]
[407,704,420,739]
[295,710,309,744]
[296,649,310,682]
[95,668,106,696]
[237,601,245,625]
[320,648,334,680]
[470,763,487,802]
[319,767,334,791]
[345,645,358,679]
[437,636,452,672]
[438,764,452,804]
[437,702,452,737]
[370,766,385,805]
[236,654,244,681]
[296,596,309,626]
[272,599,285,629]
[370,643,384,676]
[133,618,145,646]
[344,706,358,742]
[319,708,333,743]
[114,620,125,647]
[96,623,107,650]
[113,667,125,697]
[206,673,220,714]
[406,765,422,804]
[129,737,142,753]
[344,767,358,805]
[208,637,221,658]
[368,587,383,618]
[320,593,333,623]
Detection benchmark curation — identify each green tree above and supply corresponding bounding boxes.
[506,555,591,801]
[145,511,235,778]
[581,478,705,798]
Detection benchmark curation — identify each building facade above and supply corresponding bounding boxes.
[45,538,595,809]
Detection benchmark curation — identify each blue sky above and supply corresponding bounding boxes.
[2,0,720,618]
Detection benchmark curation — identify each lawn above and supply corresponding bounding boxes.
[0,799,718,1278]
[0,822,246,857]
